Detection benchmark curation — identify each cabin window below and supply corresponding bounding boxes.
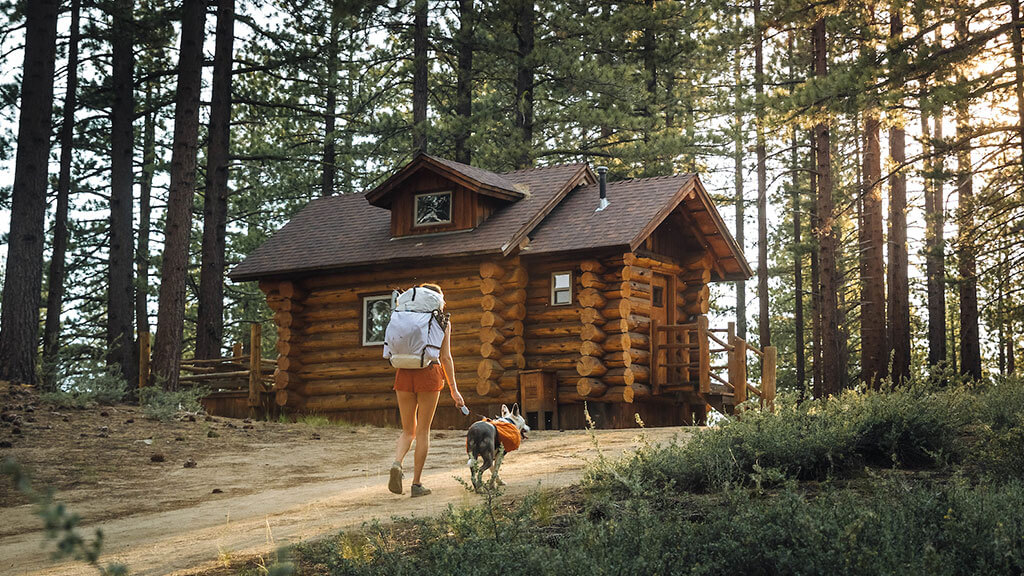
[362,294,393,346]
[551,271,572,306]
[414,191,452,226]
[652,285,664,308]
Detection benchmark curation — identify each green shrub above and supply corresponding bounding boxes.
[40,366,128,408]
[586,383,978,496]
[139,386,208,421]
[970,379,1024,478]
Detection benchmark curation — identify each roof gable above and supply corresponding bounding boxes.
[365,153,526,208]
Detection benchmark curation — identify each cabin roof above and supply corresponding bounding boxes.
[525,174,752,281]
[229,162,591,281]
[365,153,527,207]
[229,157,751,282]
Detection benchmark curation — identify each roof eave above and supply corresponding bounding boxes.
[501,164,595,256]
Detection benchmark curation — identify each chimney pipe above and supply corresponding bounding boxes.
[596,166,609,212]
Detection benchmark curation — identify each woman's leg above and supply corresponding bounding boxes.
[394,390,418,465]
[411,390,441,485]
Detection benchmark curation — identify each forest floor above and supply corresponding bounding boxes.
[0,381,688,575]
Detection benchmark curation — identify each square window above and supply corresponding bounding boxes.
[363,294,393,346]
[414,191,452,226]
[551,271,572,306]
[652,285,664,308]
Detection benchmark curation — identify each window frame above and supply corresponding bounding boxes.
[550,271,573,306]
[413,190,453,227]
[362,293,394,346]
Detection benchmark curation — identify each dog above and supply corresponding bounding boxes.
[465,404,530,490]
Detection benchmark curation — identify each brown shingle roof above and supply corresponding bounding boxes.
[525,174,751,281]
[228,162,590,281]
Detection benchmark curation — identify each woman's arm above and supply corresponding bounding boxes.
[441,323,464,407]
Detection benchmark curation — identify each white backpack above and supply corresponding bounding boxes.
[383,287,449,369]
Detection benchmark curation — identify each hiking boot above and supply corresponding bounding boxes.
[410,483,431,498]
[388,463,403,495]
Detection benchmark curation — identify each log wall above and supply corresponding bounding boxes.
[259,261,515,426]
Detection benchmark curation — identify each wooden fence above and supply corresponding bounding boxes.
[137,323,275,412]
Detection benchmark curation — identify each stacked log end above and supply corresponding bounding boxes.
[263,280,307,410]
[477,258,527,401]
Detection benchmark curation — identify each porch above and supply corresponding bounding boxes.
[651,315,777,415]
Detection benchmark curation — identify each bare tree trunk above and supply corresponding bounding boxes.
[810,129,822,398]
[514,0,534,168]
[813,17,842,397]
[887,5,910,385]
[0,0,59,386]
[321,0,338,196]
[137,84,156,338]
[1011,0,1024,162]
[42,0,81,391]
[108,0,136,387]
[923,104,948,371]
[955,10,981,381]
[151,0,206,390]
[412,0,428,154]
[454,0,473,164]
[860,108,886,389]
[789,31,805,397]
[196,0,235,360]
[732,40,746,341]
[754,0,770,349]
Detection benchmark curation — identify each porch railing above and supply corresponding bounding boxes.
[652,315,777,412]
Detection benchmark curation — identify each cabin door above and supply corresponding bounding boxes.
[651,273,672,387]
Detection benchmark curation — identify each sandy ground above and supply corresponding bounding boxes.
[0,383,690,575]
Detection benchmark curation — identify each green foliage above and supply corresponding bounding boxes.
[1,458,128,575]
[585,383,980,495]
[40,364,128,408]
[138,386,208,421]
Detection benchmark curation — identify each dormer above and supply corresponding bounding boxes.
[365,153,527,237]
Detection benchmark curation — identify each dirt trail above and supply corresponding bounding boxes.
[1,409,688,576]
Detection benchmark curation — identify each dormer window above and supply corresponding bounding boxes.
[414,191,452,227]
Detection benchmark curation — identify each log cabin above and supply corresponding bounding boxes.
[229,153,775,429]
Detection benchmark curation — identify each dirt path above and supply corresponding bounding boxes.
[0,392,689,576]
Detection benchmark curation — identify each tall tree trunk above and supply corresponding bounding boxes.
[454,0,473,164]
[754,0,770,349]
[321,0,339,196]
[793,131,806,397]
[0,0,59,385]
[955,10,981,380]
[810,129,822,398]
[42,0,81,391]
[109,0,136,387]
[137,84,156,338]
[887,5,910,385]
[923,104,947,371]
[813,16,842,397]
[513,0,535,168]
[196,0,235,360]
[151,0,206,390]
[412,0,428,154]
[859,5,886,389]
[1011,0,1024,162]
[789,31,806,397]
[860,116,886,388]
[732,40,746,341]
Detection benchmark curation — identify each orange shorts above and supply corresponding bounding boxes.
[393,364,445,393]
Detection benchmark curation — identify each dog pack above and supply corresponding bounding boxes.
[383,286,450,369]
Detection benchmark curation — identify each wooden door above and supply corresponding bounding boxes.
[651,273,671,388]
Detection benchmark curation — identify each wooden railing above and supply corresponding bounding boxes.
[137,323,275,408]
[652,315,777,412]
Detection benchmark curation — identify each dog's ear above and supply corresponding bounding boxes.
[512,403,521,416]
[500,404,510,417]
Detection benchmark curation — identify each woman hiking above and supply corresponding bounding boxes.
[388,283,465,497]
